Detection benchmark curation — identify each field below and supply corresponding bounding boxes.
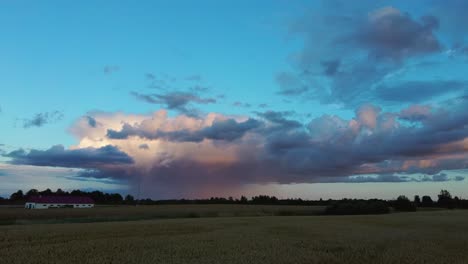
[0,204,324,225]
[1,207,468,264]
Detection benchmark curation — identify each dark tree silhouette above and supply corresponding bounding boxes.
[394,195,417,212]
[125,194,135,205]
[26,189,39,198]
[421,196,434,207]
[438,190,455,209]
[414,195,421,207]
[325,199,389,215]
[9,190,24,201]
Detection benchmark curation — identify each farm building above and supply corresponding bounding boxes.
[25,196,95,209]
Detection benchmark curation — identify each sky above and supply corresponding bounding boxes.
[1,0,468,199]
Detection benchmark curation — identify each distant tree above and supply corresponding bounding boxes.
[240,196,248,204]
[40,188,53,196]
[454,196,461,208]
[325,199,389,215]
[394,195,417,212]
[10,190,24,201]
[56,188,66,195]
[421,196,434,207]
[26,189,39,198]
[438,190,454,209]
[414,195,421,207]
[125,195,135,205]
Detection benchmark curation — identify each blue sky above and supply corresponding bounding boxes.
[1,0,468,199]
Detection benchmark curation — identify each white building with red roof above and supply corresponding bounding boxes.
[25,196,95,209]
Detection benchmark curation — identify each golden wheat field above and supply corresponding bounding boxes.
[1,208,468,264]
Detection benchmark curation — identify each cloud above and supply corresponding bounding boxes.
[5,145,134,168]
[185,75,202,81]
[8,98,468,198]
[376,81,468,103]
[320,172,465,183]
[107,118,261,142]
[131,91,216,116]
[256,111,302,128]
[399,105,432,122]
[103,65,120,74]
[232,101,252,108]
[454,176,465,181]
[276,72,309,96]
[85,116,98,128]
[354,7,441,60]
[431,173,448,182]
[190,85,210,93]
[22,111,64,128]
[278,4,468,107]
[138,144,150,150]
[321,60,341,76]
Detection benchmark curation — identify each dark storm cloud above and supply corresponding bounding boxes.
[259,100,468,179]
[376,81,468,103]
[5,100,468,198]
[107,118,262,142]
[22,111,64,128]
[131,91,216,116]
[5,145,134,168]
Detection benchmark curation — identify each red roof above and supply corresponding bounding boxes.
[27,196,94,204]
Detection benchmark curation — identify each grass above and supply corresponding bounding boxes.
[0,204,325,225]
[1,209,468,263]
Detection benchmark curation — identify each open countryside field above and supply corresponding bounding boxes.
[0,204,325,225]
[1,210,468,264]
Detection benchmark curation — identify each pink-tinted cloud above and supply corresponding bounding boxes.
[5,99,468,198]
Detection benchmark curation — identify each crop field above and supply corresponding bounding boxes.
[1,209,468,264]
[0,204,325,225]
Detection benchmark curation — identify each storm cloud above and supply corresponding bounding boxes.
[4,98,468,197]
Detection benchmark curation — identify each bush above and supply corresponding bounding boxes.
[325,199,389,215]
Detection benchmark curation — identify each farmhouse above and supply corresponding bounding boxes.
[25,196,95,209]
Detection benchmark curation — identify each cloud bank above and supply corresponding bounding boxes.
[5,97,468,198]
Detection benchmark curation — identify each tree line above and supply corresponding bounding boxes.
[1,189,467,213]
